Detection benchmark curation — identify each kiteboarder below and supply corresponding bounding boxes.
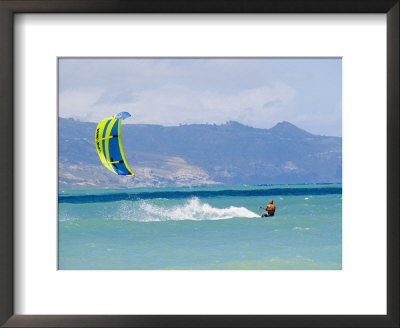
[261,200,276,217]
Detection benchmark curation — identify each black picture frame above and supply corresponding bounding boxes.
[0,1,398,327]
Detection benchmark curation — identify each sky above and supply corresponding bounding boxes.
[59,58,342,137]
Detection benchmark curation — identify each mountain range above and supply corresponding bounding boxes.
[59,118,342,189]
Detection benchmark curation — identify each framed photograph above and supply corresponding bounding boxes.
[1,0,398,327]
[58,56,343,271]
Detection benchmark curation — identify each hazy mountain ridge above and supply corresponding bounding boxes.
[59,118,342,189]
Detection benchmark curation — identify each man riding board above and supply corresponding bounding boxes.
[261,200,276,217]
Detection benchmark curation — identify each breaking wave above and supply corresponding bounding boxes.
[111,197,259,222]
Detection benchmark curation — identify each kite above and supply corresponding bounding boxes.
[95,112,134,176]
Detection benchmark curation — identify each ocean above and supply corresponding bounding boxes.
[58,184,342,270]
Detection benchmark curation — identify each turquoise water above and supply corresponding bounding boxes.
[58,184,342,270]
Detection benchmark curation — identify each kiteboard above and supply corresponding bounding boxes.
[261,212,274,217]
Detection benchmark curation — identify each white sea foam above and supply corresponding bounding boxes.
[293,226,311,231]
[59,215,79,222]
[117,197,259,222]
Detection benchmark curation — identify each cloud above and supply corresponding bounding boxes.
[59,88,103,122]
[58,58,342,136]
[59,82,296,128]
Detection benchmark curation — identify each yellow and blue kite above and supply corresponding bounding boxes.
[95,112,134,176]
